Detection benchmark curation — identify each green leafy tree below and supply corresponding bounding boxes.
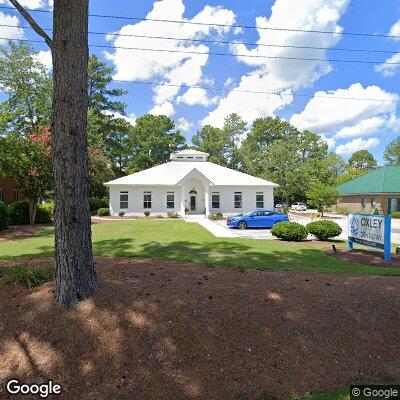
[241,117,299,176]
[335,168,368,185]
[297,130,328,163]
[384,136,400,165]
[192,125,227,165]
[87,55,133,176]
[127,114,186,172]
[348,150,377,170]
[0,41,52,137]
[0,127,53,223]
[222,113,246,170]
[88,148,115,198]
[306,181,341,216]
[263,138,304,204]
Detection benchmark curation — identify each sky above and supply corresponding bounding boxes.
[0,0,399,164]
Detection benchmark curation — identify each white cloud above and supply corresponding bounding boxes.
[389,19,400,39]
[202,0,350,127]
[34,50,52,71]
[375,52,400,77]
[320,134,336,150]
[177,87,218,106]
[149,101,175,117]
[176,117,192,132]
[0,0,45,8]
[336,138,380,156]
[290,83,399,134]
[334,117,386,139]
[105,0,235,113]
[0,12,24,44]
[104,111,137,126]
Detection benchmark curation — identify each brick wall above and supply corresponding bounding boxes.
[0,178,23,203]
[337,194,400,215]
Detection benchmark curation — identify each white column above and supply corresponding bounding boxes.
[180,184,185,217]
[205,184,210,218]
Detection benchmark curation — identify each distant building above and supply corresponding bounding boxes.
[337,166,400,214]
[105,149,277,217]
[0,178,22,204]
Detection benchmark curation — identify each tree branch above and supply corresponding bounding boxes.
[9,0,53,50]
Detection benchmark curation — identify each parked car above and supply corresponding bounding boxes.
[227,209,289,229]
[291,202,307,211]
[275,203,287,209]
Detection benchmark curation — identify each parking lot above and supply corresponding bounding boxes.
[215,213,400,244]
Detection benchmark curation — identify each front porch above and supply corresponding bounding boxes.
[178,169,211,218]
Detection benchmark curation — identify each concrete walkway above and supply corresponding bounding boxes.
[185,216,239,238]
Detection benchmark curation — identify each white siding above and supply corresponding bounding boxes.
[109,185,181,216]
[109,185,274,217]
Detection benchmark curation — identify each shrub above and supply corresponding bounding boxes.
[167,211,179,219]
[1,264,50,289]
[0,202,10,231]
[372,207,380,215]
[271,221,308,241]
[89,197,108,213]
[8,202,30,225]
[209,212,223,221]
[97,208,110,217]
[35,201,54,224]
[391,212,400,219]
[334,205,349,215]
[306,220,342,241]
[144,211,150,217]
[118,211,125,217]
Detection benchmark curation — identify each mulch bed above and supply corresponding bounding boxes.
[1,257,400,400]
[326,248,400,268]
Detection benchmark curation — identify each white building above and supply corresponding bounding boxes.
[105,150,277,217]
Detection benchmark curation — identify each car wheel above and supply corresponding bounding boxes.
[238,221,247,230]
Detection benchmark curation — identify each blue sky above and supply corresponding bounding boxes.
[1,0,400,163]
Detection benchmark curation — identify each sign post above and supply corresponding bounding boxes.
[348,214,391,261]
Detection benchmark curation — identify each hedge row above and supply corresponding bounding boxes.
[0,201,54,230]
[271,220,342,241]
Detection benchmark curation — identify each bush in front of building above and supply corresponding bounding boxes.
[0,202,10,231]
[89,197,108,214]
[271,221,308,241]
[391,212,400,219]
[35,201,54,224]
[306,220,342,241]
[118,211,125,217]
[8,202,30,225]
[144,211,150,217]
[209,212,223,221]
[97,208,110,217]
[167,211,179,219]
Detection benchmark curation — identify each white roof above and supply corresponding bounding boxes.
[105,160,277,187]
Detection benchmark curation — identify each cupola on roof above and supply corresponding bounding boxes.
[170,149,209,162]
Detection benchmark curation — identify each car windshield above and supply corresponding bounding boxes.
[243,211,254,216]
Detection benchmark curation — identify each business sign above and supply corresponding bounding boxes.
[348,214,391,261]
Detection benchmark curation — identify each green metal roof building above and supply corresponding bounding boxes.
[337,166,400,215]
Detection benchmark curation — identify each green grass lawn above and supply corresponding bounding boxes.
[1,220,398,276]
[291,388,348,399]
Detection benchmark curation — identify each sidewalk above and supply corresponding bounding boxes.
[185,216,239,238]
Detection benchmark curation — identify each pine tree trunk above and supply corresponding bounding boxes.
[52,0,98,308]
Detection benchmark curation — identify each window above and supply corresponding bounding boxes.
[0,188,3,203]
[361,198,366,210]
[143,191,152,209]
[212,192,220,209]
[166,192,175,209]
[14,189,19,202]
[234,192,242,209]
[256,192,264,208]
[120,191,128,209]
[371,198,377,210]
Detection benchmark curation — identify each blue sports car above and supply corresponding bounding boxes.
[227,209,289,229]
